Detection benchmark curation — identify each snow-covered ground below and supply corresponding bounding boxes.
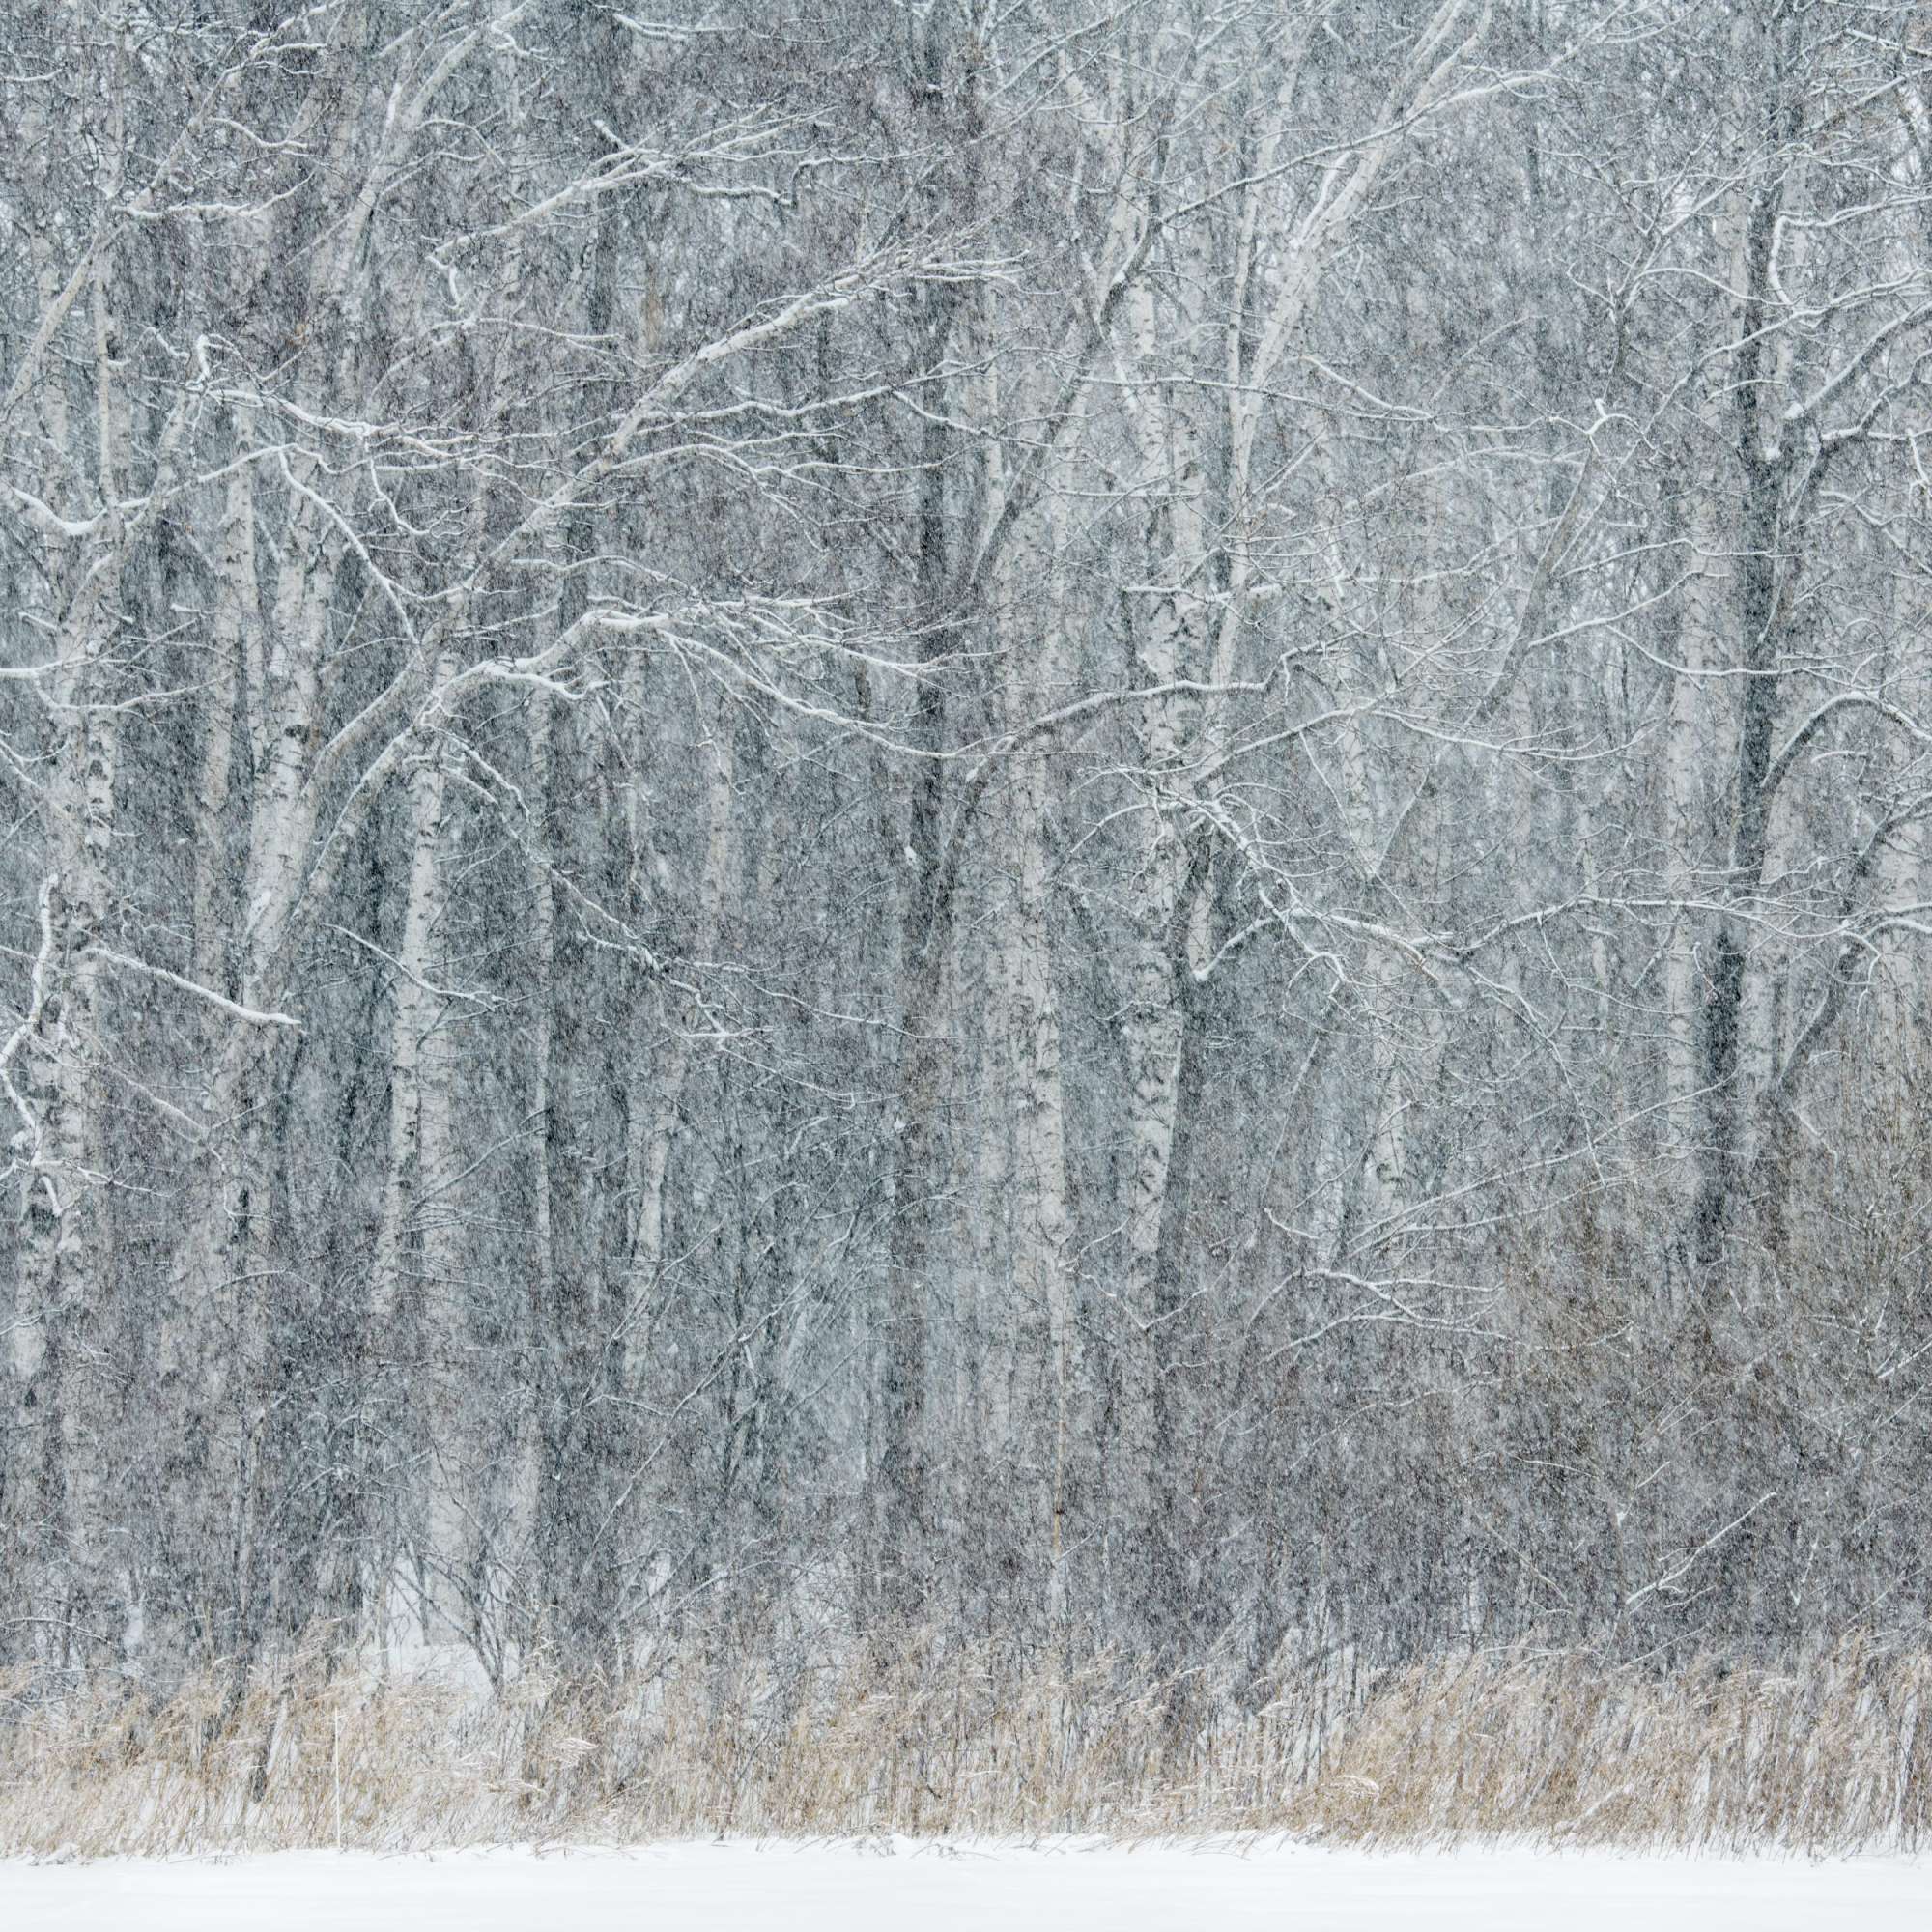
[4,1839,1927,1930]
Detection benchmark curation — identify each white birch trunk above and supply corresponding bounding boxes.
[370,645,463,1639]
[621,688,736,1390]
[7,125,131,1652]
[512,693,557,1648]
[996,487,1073,1594]
[191,449,250,997]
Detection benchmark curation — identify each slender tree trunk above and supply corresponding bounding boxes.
[1694,147,1796,1271]
[1003,708,1074,1612]
[8,213,128,1666]
[370,644,464,1643]
[879,229,960,1626]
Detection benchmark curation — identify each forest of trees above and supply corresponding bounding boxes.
[5,0,1932,1696]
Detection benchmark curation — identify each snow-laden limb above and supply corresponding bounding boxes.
[1781,298,1932,429]
[1625,1492,1781,1608]
[85,945,301,1030]
[3,485,106,543]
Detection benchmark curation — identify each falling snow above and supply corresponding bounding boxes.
[5,0,1932,1901]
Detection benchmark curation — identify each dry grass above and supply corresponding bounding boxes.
[0,1634,1925,1857]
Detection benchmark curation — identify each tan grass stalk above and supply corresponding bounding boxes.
[0,1634,1924,1857]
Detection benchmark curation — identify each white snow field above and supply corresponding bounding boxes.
[3,1839,1928,1931]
